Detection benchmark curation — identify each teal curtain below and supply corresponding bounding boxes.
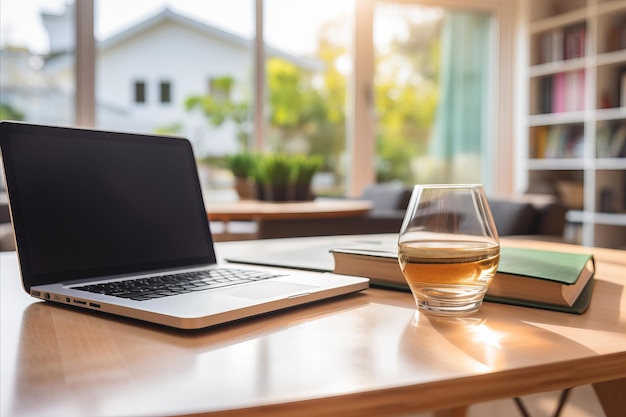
[429,12,490,182]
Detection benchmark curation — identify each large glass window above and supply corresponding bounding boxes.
[1,0,508,198]
[374,3,492,185]
[0,0,75,126]
[95,0,254,162]
[264,0,353,195]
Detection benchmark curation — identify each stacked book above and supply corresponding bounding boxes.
[331,244,595,314]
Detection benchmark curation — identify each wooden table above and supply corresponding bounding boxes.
[206,199,373,239]
[1,237,625,417]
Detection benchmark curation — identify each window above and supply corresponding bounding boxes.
[134,81,146,103]
[264,0,353,196]
[373,3,492,185]
[2,0,515,197]
[160,81,171,104]
[0,0,75,126]
[95,1,254,154]
[360,0,514,195]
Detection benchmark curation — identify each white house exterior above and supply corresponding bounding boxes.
[1,5,322,157]
[95,8,255,156]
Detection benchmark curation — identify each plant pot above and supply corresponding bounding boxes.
[292,184,314,201]
[256,183,267,201]
[264,184,290,202]
[234,177,256,200]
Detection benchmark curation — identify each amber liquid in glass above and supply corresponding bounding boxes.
[398,241,500,314]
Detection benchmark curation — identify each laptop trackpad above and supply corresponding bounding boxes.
[216,281,317,300]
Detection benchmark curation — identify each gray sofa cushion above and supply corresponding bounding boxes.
[361,184,411,211]
[487,199,537,236]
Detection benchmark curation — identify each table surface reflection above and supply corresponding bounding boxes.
[1,237,625,417]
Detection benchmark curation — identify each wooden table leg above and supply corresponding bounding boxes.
[593,378,626,417]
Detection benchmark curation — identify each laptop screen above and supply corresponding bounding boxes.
[0,122,216,289]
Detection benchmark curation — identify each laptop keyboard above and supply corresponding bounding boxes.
[74,268,285,301]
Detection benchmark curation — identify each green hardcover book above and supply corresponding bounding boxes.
[484,247,595,314]
[331,246,595,314]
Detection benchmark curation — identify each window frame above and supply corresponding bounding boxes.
[134,81,147,104]
[76,0,516,196]
[361,0,516,196]
[160,81,172,104]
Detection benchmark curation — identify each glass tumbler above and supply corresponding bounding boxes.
[398,184,500,316]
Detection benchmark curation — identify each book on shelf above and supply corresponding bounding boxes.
[609,123,626,158]
[563,23,586,60]
[537,24,586,64]
[597,123,626,158]
[552,72,566,113]
[599,67,626,109]
[532,126,548,158]
[607,23,626,52]
[331,245,595,314]
[596,123,613,158]
[566,69,584,112]
[543,125,562,158]
[538,29,564,64]
[540,124,584,158]
[539,76,553,114]
[540,70,585,115]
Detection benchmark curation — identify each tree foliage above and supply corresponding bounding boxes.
[374,13,442,183]
[185,75,250,150]
[186,10,443,187]
[0,103,25,121]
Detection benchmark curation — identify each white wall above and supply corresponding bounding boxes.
[96,19,251,156]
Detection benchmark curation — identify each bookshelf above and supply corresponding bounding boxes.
[524,0,626,249]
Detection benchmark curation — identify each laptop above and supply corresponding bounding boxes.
[0,121,368,329]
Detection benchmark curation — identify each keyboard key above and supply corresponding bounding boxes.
[74,268,284,301]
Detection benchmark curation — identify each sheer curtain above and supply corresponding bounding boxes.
[425,12,490,184]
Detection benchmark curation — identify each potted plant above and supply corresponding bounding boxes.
[255,154,294,202]
[291,154,323,201]
[226,152,258,200]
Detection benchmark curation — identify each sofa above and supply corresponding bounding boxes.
[256,184,568,240]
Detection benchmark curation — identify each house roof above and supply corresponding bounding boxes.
[99,8,324,72]
[100,8,247,51]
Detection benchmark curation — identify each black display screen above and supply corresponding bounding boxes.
[0,122,215,290]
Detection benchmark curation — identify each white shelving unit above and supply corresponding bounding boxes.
[524,0,626,249]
